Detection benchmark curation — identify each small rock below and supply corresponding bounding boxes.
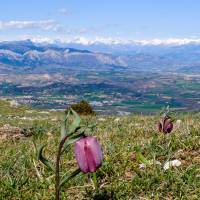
[139,163,146,169]
[175,119,182,129]
[46,132,53,137]
[98,118,106,121]
[3,124,12,128]
[25,110,34,113]
[114,117,120,123]
[39,111,49,114]
[163,160,182,171]
[154,161,162,166]
[135,123,141,127]
[51,117,58,122]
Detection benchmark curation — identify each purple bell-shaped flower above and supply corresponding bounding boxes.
[158,115,173,134]
[74,136,103,173]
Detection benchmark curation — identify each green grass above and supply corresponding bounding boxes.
[0,100,200,199]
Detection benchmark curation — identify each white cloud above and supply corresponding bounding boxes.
[29,36,200,46]
[134,38,200,45]
[0,18,123,40]
[0,20,63,32]
[0,20,114,35]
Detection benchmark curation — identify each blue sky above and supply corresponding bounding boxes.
[1,0,200,43]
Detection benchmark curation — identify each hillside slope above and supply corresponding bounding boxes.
[0,101,200,199]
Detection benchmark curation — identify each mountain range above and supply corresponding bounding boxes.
[0,40,127,73]
[0,39,200,73]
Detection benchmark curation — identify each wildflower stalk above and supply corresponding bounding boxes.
[55,134,68,200]
[35,108,103,200]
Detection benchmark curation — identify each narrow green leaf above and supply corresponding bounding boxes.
[61,131,85,153]
[60,121,66,140]
[136,152,151,166]
[60,111,70,140]
[66,109,81,135]
[67,132,84,145]
[59,168,81,188]
[37,145,55,172]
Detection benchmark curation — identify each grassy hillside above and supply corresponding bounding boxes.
[0,100,200,199]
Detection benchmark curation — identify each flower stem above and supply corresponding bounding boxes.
[55,135,68,200]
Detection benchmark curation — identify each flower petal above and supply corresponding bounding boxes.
[74,138,89,173]
[163,118,173,133]
[85,137,103,172]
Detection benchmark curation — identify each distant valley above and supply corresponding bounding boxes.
[0,40,200,114]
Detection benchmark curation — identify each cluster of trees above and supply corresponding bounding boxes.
[69,100,96,116]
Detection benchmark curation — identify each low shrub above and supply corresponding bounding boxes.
[69,100,96,116]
